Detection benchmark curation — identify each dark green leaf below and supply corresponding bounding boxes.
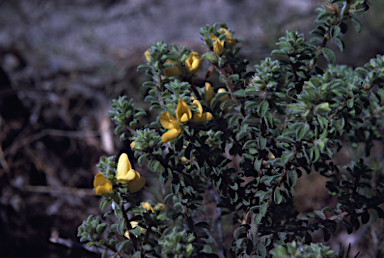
[330,25,341,38]
[258,136,267,150]
[116,240,131,252]
[361,211,370,224]
[258,100,269,117]
[296,124,310,140]
[323,228,331,242]
[274,188,282,204]
[287,170,297,187]
[271,49,286,56]
[350,214,360,230]
[164,193,174,204]
[195,222,210,229]
[322,48,336,64]
[350,17,362,33]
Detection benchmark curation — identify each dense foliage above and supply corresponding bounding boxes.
[78,1,384,257]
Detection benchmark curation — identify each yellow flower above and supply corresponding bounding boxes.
[213,38,225,56]
[176,99,192,123]
[217,88,229,102]
[156,203,165,212]
[219,28,236,47]
[141,202,154,212]
[93,173,112,195]
[164,60,182,77]
[217,88,230,111]
[116,153,146,193]
[160,100,192,143]
[191,99,213,123]
[144,50,150,62]
[181,156,188,162]
[266,152,275,168]
[185,52,203,74]
[210,29,236,50]
[160,112,183,143]
[130,141,140,150]
[141,202,165,213]
[205,82,215,105]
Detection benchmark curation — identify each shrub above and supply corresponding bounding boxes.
[78,1,384,257]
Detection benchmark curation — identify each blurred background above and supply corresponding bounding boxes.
[0,0,383,257]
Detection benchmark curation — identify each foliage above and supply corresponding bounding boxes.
[78,1,384,257]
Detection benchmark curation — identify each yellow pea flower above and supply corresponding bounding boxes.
[156,203,165,212]
[160,99,192,143]
[160,112,182,143]
[217,88,231,111]
[164,60,182,77]
[266,152,275,168]
[141,202,165,213]
[144,50,150,63]
[93,173,112,195]
[185,52,203,74]
[176,99,192,123]
[191,99,213,123]
[116,153,146,193]
[217,88,229,102]
[219,28,236,48]
[205,82,215,105]
[141,202,154,212]
[130,141,142,150]
[213,38,225,56]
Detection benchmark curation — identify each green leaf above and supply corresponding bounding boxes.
[287,170,297,187]
[254,158,262,170]
[271,49,286,56]
[116,240,131,252]
[333,37,344,51]
[296,124,310,140]
[258,100,269,117]
[234,89,245,97]
[347,99,354,109]
[195,222,210,228]
[317,114,328,130]
[322,48,336,64]
[314,210,326,220]
[86,241,95,248]
[330,25,341,38]
[100,199,109,211]
[117,219,125,235]
[164,193,174,204]
[137,64,151,70]
[350,16,362,33]
[258,136,267,150]
[233,226,248,240]
[281,152,294,165]
[323,228,331,242]
[257,243,267,258]
[228,74,239,81]
[274,187,283,204]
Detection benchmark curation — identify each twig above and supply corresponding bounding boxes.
[4,129,100,156]
[23,185,94,196]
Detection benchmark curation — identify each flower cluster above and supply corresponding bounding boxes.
[210,28,237,56]
[160,99,213,143]
[92,153,146,195]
